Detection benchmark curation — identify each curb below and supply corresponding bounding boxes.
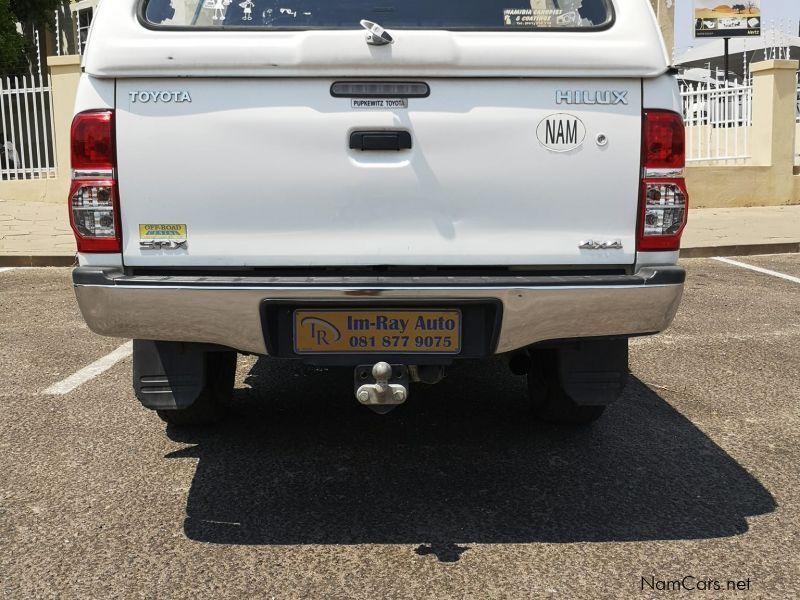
[1,243,798,267]
[680,242,800,258]
[0,255,76,267]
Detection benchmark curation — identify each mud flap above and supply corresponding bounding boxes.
[132,340,206,410]
[556,339,629,406]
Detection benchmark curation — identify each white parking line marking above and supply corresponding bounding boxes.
[0,267,15,273]
[713,257,800,284]
[44,341,133,395]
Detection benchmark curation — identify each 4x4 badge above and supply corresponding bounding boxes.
[579,240,623,250]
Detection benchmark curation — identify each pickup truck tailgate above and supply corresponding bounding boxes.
[115,78,642,267]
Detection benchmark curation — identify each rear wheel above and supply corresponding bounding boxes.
[526,348,609,426]
[157,351,237,426]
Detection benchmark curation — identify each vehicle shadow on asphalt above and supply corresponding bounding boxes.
[165,357,775,562]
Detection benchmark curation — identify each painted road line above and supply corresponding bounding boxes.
[713,257,800,284]
[0,267,15,273]
[44,341,133,395]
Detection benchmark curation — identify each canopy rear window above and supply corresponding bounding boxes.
[142,1,612,30]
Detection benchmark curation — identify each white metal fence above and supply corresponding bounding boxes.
[53,4,94,58]
[680,81,752,163]
[796,78,800,123]
[0,74,57,181]
[795,81,799,166]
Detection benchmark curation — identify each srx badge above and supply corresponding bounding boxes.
[536,113,586,153]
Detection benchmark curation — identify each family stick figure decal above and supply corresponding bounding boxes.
[239,0,254,21]
[203,0,232,21]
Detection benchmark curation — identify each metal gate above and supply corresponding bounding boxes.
[0,74,57,181]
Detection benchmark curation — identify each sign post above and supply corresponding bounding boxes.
[724,37,729,84]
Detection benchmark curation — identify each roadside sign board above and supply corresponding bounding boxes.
[694,1,761,38]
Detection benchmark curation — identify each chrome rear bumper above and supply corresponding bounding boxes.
[73,267,685,355]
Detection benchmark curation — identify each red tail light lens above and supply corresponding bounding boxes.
[69,110,120,253]
[71,110,114,170]
[642,110,685,170]
[638,110,688,252]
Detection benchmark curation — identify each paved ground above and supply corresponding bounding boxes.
[2,199,800,261]
[1,257,798,599]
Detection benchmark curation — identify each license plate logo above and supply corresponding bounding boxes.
[293,309,461,354]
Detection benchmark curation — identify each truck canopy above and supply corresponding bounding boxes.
[83,0,669,78]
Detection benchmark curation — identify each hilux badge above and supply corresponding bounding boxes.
[556,90,629,105]
[536,113,586,153]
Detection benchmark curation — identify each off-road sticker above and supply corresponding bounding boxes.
[139,224,187,241]
[351,99,408,109]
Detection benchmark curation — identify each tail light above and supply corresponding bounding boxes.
[638,110,688,252]
[69,110,120,253]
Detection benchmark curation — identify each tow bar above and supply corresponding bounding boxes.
[355,362,409,414]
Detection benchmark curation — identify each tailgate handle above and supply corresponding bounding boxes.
[349,130,412,151]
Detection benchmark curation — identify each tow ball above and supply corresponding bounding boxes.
[354,362,409,414]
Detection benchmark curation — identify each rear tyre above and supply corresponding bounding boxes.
[157,351,237,426]
[526,349,606,426]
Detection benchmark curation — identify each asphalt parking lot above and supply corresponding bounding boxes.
[1,256,798,599]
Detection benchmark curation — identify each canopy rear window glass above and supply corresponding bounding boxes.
[142,1,612,30]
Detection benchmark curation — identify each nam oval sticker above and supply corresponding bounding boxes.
[536,113,587,153]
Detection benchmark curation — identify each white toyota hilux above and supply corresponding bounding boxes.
[70,0,687,427]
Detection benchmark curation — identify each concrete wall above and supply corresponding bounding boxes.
[0,56,80,204]
[649,0,674,60]
[795,123,800,165]
[796,172,800,201]
[687,60,800,208]
[687,166,797,208]
[0,179,52,203]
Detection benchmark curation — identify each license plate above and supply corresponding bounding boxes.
[293,309,461,354]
